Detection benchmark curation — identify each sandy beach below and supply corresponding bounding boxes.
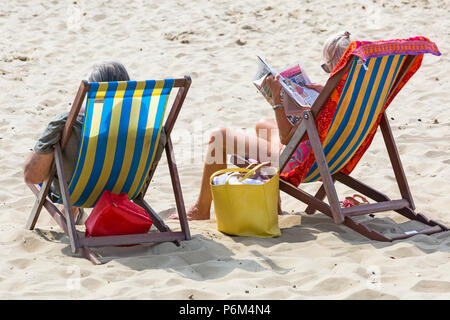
[0,0,449,299]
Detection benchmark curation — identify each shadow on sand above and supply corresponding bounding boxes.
[33,208,449,281]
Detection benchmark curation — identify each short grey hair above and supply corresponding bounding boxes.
[87,59,130,82]
[323,31,352,72]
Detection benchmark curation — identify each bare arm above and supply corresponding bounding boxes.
[267,78,325,145]
[265,75,292,145]
[24,112,69,185]
[24,152,54,185]
[306,83,324,93]
[273,107,297,145]
[266,75,311,145]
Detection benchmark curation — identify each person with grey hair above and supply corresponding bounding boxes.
[23,60,130,223]
[261,31,353,140]
[88,59,130,82]
[185,32,353,220]
[321,31,352,74]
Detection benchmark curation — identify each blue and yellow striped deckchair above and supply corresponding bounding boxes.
[235,38,446,241]
[26,76,192,264]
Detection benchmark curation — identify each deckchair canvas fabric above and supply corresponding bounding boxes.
[68,79,174,208]
[341,54,424,175]
[301,55,406,182]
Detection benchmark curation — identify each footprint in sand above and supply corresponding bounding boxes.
[345,289,398,300]
[384,246,423,259]
[411,280,450,293]
[81,277,104,290]
[425,150,446,158]
[6,258,33,270]
[309,277,355,295]
[92,13,107,21]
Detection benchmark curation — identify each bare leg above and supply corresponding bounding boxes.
[255,119,282,151]
[255,119,283,214]
[58,204,80,222]
[186,129,227,220]
[187,127,280,220]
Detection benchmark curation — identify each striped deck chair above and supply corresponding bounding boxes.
[26,76,192,264]
[234,37,447,241]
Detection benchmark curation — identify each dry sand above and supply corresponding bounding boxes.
[0,0,449,299]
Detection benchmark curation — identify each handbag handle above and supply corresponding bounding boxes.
[237,161,271,183]
[209,161,272,185]
[224,172,243,185]
[210,168,249,185]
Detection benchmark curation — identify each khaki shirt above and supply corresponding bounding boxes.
[34,112,83,201]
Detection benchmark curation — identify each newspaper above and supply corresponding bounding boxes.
[253,56,319,115]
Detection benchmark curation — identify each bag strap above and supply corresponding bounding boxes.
[224,172,243,185]
[209,161,272,185]
[237,161,271,183]
[210,168,249,185]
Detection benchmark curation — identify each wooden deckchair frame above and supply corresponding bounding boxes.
[234,56,447,241]
[25,76,192,264]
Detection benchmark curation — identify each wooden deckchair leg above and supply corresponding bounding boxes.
[334,172,448,231]
[28,183,107,261]
[305,175,337,215]
[27,183,69,233]
[305,183,326,215]
[25,174,54,230]
[54,143,80,253]
[334,172,390,203]
[164,75,192,137]
[380,111,415,210]
[302,111,345,224]
[135,198,181,247]
[81,247,102,265]
[280,180,333,216]
[165,136,191,240]
[134,197,171,233]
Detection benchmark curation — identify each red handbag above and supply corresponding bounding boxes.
[85,191,153,237]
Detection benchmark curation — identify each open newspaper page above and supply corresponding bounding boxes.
[252,57,275,105]
[279,64,319,113]
[253,56,319,115]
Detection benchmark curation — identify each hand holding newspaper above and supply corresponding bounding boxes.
[253,56,319,115]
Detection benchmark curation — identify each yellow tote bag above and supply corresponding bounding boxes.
[210,162,281,238]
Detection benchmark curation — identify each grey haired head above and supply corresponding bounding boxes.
[87,59,130,82]
[322,32,352,72]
